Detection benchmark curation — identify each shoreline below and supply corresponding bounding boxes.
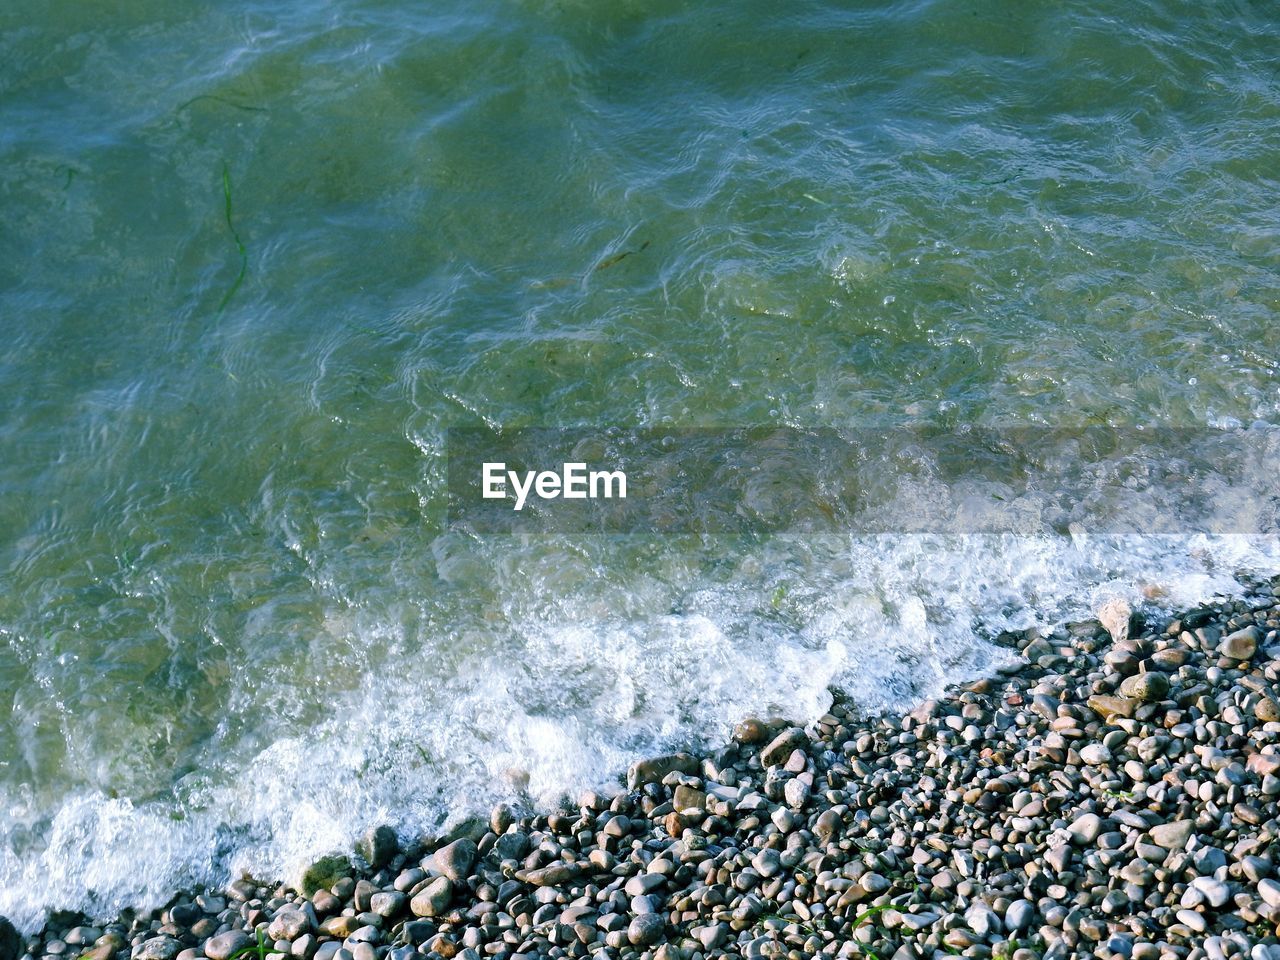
[5,585,1280,960]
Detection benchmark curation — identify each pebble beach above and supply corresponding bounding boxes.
[7,584,1280,960]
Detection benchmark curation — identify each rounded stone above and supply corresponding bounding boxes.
[409,876,453,917]
[627,914,665,947]
[1080,744,1112,766]
[733,719,769,744]
[815,809,841,842]
[1175,909,1207,933]
[430,838,477,882]
[369,892,405,919]
[1118,671,1170,702]
[1149,819,1194,851]
[1258,878,1280,908]
[205,933,252,960]
[356,826,398,871]
[783,778,810,809]
[1067,813,1104,845]
[490,803,514,835]
[1191,877,1231,908]
[1220,626,1259,661]
[1005,899,1034,931]
[267,908,313,942]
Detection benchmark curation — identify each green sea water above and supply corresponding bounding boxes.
[2,0,1279,928]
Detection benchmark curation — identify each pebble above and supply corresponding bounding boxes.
[624,873,664,897]
[409,877,452,917]
[1150,819,1195,850]
[1176,908,1208,933]
[964,902,1001,937]
[783,777,809,808]
[490,802,514,835]
[1191,876,1232,908]
[428,838,476,881]
[1119,670,1170,702]
[1088,694,1137,721]
[1080,743,1112,765]
[627,914,664,947]
[759,728,806,767]
[815,808,841,842]
[1259,878,1280,907]
[267,908,313,941]
[1067,812,1104,844]
[1005,899,1034,931]
[368,892,404,919]
[204,933,251,960]
[1221,625,1260,660]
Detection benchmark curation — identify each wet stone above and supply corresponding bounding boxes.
[760,728,807,767]
[356,826,398,871]
[626,754,698,789]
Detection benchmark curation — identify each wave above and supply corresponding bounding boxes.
[3,527,1278,933]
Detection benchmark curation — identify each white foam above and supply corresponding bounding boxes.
[3,530,1278,934]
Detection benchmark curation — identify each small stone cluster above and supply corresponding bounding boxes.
[6,586,1280,960]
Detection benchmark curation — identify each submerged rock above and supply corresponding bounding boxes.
[733,718,769,744]
[625,753,699,789]
[300,855,353,897]
[759,727,807,766]
[355,825,397,871]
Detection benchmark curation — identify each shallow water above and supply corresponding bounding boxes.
[3,0,1280,931]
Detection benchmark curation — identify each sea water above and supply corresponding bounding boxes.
[2,0,1280,931]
